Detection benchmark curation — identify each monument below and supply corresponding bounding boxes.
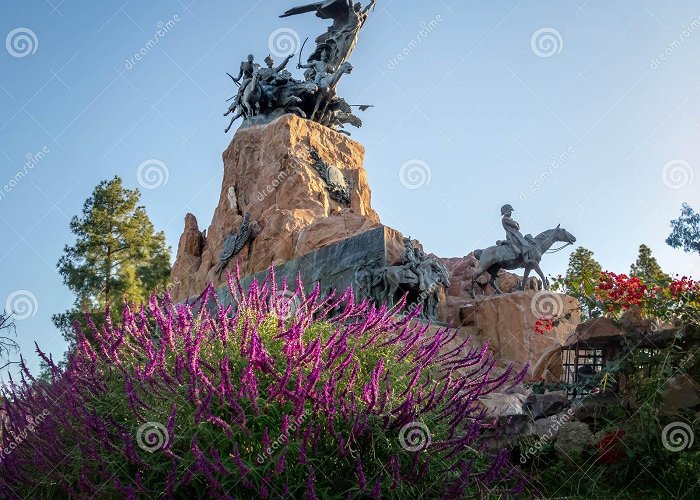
[471,204,577,295]
[171,4,580,353]
[172,2,450,320]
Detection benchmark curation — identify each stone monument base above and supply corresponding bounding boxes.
[170,114,381,302]
[171,114,457,321]
[459,291,581,381]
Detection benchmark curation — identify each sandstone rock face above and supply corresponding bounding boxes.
[171,114,381,302]
[568,317,623,346]
[442,254,521,325]
[171,214,204,291]
[459,291,580,381]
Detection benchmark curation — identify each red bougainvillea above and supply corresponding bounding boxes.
[534,318,556,335]
[670,276,700,298]
[595,272,648,311]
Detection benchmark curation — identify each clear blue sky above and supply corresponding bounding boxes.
[1,0,698,376]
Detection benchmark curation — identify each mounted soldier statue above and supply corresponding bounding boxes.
[472,204,576,295]
[365,238,450,320]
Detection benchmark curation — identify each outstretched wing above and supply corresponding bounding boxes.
[220,232,239,262]
[280,0,349,20]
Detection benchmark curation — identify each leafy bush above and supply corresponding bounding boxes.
[0,267,526,498]
[538,271,700,498]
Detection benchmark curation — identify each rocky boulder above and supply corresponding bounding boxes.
[442,254,521,324]
[479,392,529,418]
[571,394,622,422]
[458,291,580,381]
[554,421,594,462]
[524,393,569,420]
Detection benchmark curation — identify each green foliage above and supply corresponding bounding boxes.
[630,244,670,285]
[535,274,700,499]
[534,340,700,498]
[667,203,700,256]
[12,293,517,498]
[552,246,603,319]
[534,455,699,499]
[52,176,171,341]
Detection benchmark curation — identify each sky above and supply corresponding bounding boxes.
[1,0,698,376]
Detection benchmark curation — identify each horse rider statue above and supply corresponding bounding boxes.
[472,204,577,295]
[499,204,535,265]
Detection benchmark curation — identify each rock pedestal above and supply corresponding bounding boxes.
[171,114,383,302]
[442,254,521,324]
[459,291,581,380]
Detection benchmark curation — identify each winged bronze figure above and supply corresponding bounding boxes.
[281,0,376,69]
[219,212,256,277]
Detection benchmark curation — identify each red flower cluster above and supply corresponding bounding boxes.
[597,430,626,465]
[595,272,647,311]
[670,276,700,297]
[534,318,555,335]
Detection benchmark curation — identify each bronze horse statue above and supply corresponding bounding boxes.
[224,69,264,133]
[375,260,450,319]
[472,225,576,295]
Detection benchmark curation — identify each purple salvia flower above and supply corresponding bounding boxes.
[274,449,287,477]
[389,455,400,490]
[370,478,382,499]
[262,427,271,452]
[304,466,318,500]
[356,456,367,491]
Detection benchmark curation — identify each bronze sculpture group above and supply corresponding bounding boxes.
[356,238,450,320]
[225,0,376,134]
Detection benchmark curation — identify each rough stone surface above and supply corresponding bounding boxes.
[571,394,621,422]
[479,392,528,417]
[554,422,594,462]
[171,214,205,290]
[171,114,381,302]
[662,375,700,411]
[442,254,520,324]
[533,417,558,440]
[565,316,623,347]
[531,409,575,439]
[531,346,565,382]
[215,226,395,307]
[524,393,570,420]
[484,414,532,450]
[457,291,580,380]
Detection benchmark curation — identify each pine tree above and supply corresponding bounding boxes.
[561,247,602,318]
[667,203,700,256]
[0,312,18,371]
[52,176,171,341]
[630,244,670,285]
